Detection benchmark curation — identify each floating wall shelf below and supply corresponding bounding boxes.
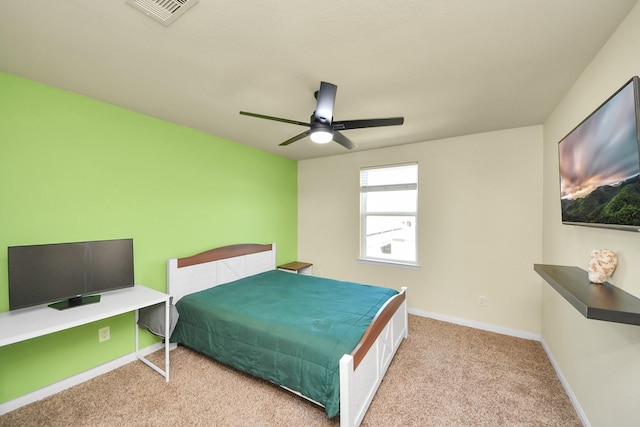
[534,264,640,326]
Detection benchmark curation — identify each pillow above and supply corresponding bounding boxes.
[138,299,179,338]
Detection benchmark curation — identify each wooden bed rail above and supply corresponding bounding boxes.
[177,243,273,268]
[350,287,407,369]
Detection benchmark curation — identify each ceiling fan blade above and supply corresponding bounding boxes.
[332,131,355,150]
[333,117,404,130]
[279,130,312,146]
[240,111,310,127]
[313,82,337,124]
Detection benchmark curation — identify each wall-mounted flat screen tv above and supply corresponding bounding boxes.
[8,238,134,310]
[558,76,640,232]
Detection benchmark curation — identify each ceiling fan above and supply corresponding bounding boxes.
[239,81,404,150]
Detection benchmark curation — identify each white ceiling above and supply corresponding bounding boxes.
[1,1,638,160]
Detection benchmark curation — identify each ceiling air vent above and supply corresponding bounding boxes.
[126,0,199,26]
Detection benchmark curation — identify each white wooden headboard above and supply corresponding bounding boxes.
[167,243,276,302]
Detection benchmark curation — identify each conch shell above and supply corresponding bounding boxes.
[588,249,618,283]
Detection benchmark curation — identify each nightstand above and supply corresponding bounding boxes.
[277,261,313,275]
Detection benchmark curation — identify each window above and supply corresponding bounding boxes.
[360,163,418,265]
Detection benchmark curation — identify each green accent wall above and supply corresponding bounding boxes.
[0,72,298,403]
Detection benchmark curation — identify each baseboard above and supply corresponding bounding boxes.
[540,337,590,427]
[408,307,541,341]
[0,342,167,416]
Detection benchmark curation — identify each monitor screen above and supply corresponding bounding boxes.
[8,238,134,310]
[558,76,640,231]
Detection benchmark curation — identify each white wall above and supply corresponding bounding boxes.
[299,126,543,335]
[298,3,640,425]
[541,3,640,426]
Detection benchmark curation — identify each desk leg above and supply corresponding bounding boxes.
[135,307,140,354]
[135,298,170,382]
[164,298,170,382]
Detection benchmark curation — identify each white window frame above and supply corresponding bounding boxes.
[359,163,418,268]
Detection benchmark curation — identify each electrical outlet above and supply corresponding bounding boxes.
[98,326,110,342]
[478,296,487,307]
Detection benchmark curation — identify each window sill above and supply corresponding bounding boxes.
[357,258,420,270]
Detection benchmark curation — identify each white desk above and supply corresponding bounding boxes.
[0,285,170,381]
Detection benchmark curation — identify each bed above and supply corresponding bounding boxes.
[167,243,408,427]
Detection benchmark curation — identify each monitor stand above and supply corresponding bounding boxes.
[49,295,101,310]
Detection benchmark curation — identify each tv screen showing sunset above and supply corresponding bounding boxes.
[559,79,640,227]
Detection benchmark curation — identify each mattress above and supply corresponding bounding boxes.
[171,269,397,418]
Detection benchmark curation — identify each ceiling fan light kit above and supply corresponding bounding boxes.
[240,81,404,150]
[310,124,333,144]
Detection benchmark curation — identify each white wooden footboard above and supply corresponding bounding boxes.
[339,287,408,427]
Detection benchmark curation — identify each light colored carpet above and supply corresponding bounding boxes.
[0,315,581,426]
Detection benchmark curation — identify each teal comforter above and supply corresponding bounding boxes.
[171,270,397,418]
